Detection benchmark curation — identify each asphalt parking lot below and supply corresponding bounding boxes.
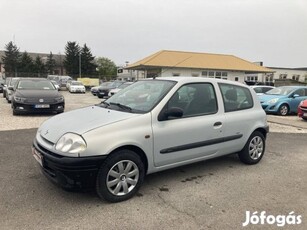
[0,90,306,229]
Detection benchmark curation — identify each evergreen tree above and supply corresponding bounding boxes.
[64,41,80,76]
[19,51,34,75]
[1,41,20,77]
[45,52,56,74]
[34,56,45,76]
[96,57,117,80]
[80,44,97,76]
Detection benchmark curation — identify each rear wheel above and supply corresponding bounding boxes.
[278,104,289,116]
[96,149,145,203]
[238,131,265,165]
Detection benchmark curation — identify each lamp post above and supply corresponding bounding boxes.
[79,53,81,78]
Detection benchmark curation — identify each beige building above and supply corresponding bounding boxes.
[123,50,273,83]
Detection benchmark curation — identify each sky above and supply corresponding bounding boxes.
[1,0,307,68]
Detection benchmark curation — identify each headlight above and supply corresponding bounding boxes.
[14,96,26,103]
[268,98,278,104]
[55,96,64,102]
[55,133,86,155]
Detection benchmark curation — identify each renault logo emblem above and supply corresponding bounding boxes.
[44,130,49,135]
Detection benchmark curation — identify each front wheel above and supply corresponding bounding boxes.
[96,149,145,203]
[278,104,289,116]
[238,131,265,165]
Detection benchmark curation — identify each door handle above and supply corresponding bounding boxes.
[214,122,222,126]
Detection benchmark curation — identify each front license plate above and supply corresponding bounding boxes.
[32,148,43,167]
[35,104,50,108]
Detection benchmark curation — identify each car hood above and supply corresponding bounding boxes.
[39,106,140,143]
[258,94,286,102]
[15,89,60,98]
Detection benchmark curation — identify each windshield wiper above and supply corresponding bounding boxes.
[110,102,132,112]
[96,100,110,107]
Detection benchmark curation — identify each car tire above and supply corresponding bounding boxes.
[238,131,265,165]
[12,108,19,116]
[278,104,289,116]
[96,149,145,203]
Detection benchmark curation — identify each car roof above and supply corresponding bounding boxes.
[144,76,247,87]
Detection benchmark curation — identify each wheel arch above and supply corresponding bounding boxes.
[109,145,149,174]
[253,127,268,139]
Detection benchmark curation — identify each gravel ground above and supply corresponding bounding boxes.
[1,90,307,133]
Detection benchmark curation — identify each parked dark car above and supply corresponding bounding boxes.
[5,77,20,103]
[11,78,65,115]
[97,81,124,98]
[298,99,307,120]
[91,82,111,96]
[0,79,4,93]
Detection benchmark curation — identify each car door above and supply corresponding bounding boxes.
[288,88,307,113]
[152,82,225,167]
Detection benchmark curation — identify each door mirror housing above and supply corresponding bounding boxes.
[158,107,183,121]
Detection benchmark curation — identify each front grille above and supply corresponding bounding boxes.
[300,107,307,112]
[26,98,56,103]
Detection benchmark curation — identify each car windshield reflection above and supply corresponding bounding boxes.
[101,80,176,113]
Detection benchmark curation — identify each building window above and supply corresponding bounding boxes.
[222,72,228,77]
[201,71,208,76]
[192,72,200,77]
[208,71,214,77]
[172,73,180,76]
[216,72,221,77]
[235,77,239,81]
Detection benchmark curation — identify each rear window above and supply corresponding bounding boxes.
[219,83,253,112]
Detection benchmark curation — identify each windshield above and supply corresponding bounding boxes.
[17,80,56,90]
[9,78,19,87]
[265,87,295,96]
[101,80,176,113]
[71,81,83,85]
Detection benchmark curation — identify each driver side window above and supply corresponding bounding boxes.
[167,83,218,118]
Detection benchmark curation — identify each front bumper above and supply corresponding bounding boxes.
[70,88,85,93]
[32,139,107,189]
[13,102,64,114]
[261,103,278,114]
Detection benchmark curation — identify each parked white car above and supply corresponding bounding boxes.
[250,85,275,96]
[68,81,86,93]
[32,77,269,202]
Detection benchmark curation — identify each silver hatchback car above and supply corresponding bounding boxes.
[32,77,269,202]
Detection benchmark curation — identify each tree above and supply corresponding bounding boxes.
[96,57,117,80]
[63,41,80,76]
[19,51,35,76]
[45,52,56,74]
[80,44,97,76]
[34,56,45,77]
[1,41,21,77]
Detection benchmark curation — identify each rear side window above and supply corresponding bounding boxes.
[219,83,253,112]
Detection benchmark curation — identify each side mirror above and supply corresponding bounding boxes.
[292,94,300,98]
[8,86,14,90]
[158,107,183,121]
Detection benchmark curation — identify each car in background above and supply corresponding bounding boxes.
[91,82,111,96]
[59,76,72,88]
[11,78,64,115]
[97,81,124,98]
[108,82,134,97]
[0,79,4,93]
[250,85,275,95]
[258,86,307,116]
[66,79,73,90]
[32,77,268,202]
[2,77,12,98]
[5,77,20,103]
[297,99,307,121]
[68,81,86,93]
